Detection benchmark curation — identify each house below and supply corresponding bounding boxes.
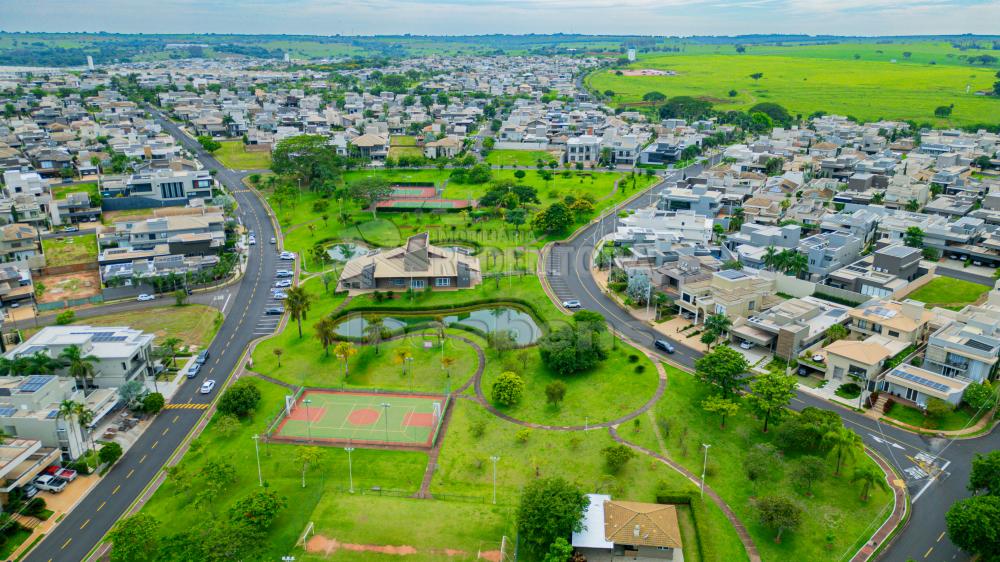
[337,233,481,293]
[923,310,1000,384]
[424,136,463,159]
[7,325,157,389]
[102,168,215,209]
[823,335,907,385]
[572,493,684,561]
[0,224,40,264]
[656,186,722,218]
[677,269,779,324]
[798,232,864,279]
[826,245,923,298]
[0,437,62,509]
[879,363,968,407]
[847,299,932,346]
[350,133,390,160]
[734,296,851,357]
[108,212,226,256]
[565,134,602,164]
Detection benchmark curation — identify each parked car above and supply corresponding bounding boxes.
[137,294,155,302]
[186,363,202,379]
[88,216,98,222]
[275,270,293,278]
[200,379,217,394]
[274,280,292,288]
[739,341,753,350]
[195,350,210,365]
[63,226,79,233]
[269,237,276,244]
[248,236,256,246]
[21,484,38,499]
[279,251,295,260]
[654,339,675,354]
[562,300,582,309]
[271,291,288,300]
[33,474,68,493]
[265,307,285,315]
[43,465,78,482]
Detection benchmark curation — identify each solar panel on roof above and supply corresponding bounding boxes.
[895,370,950,393]
[19,375,52,393]
[965,339,995,352]
[0,407,17,417]
[46,410,58,419]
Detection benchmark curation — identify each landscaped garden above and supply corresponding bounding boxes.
[40,233,98,267]
[883,400,982,431]
[905,276,989,310]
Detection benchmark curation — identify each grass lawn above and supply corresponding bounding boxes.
[587,46,1000,127]
[0,527,32,560]
[484,150,558,167]
[40,233,98,267]
[140,379,429,559]
[905,276,989,309]
[624,365,894,562]
[52,182,98,200]
[214,141,271,170]
[431,399,748,562]
[71,304,223,349]
[388,146,424,159]
[391,135,418,147]
[884,401,981,431]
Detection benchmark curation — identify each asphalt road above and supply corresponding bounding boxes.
[547,160,998,562]
[24,112,283,562]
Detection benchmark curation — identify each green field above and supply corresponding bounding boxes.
[905,276,989,309]
[215,141,271,170]
[59,304,222,348]
[41,233,98,267]
[588,41,1000,126]
[484,150,559,167]
[52,182,99,200]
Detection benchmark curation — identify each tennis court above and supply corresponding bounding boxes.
[273,390,446,448]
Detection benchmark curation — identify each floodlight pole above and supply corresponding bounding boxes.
[380,402,391,441]
[701,443,712,498]
[490,455,500,505]
[252,434,263,487]
[303,399,313,442]
[345,446,355,493]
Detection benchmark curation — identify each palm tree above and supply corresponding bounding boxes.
[159,337,183,368]
[286,285,312,339]
[60,345,99,393]
[851,464,889,501]
[393,348,413,378]
[333,342,358,382]
[75,404,96,457]
[905,199,920,212]
[762,246,779,271]
[705,313,732,340]
[314,317,338,356]
[58,399,85,458]
[364,316,385,355]
[785,252,809,279]
[273,348,283,367]
[0,356,33,376]
[730,207,745,231]
[823,426,861,476]
[27,351,62,374]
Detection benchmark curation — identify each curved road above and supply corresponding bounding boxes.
[547,161,998,562]
[24,111,281,562]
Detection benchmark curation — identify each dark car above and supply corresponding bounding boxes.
[654,340,675,354]
[265,307,285,315]
[186,363,202,379]
[195,350,210,365]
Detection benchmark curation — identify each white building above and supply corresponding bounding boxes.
[618,208,713,245]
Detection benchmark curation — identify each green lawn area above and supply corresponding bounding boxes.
[40,233,97,267]
[905,276,989,309]
[391,135,418,147]
[484,150,558,167]
[388,146,424,159]
[52,182,98,200]
[587,44,1000,127]
[0,527,32,560]
[214,141,271,170]
[884,401,981,431]
[70,304,223,349]
[624,365,895,562]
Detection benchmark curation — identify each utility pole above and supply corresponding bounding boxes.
[380,402,391,442]
[489,455,500,505]
[701,443,712,498]
[345,446,355,493]
[303,399,313,442]
[252,434,263,486]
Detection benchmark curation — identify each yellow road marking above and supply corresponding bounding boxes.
[924,547,933,558]
[172,415,179,423]
[152,440,159,449]
[113,485,120,494]
[140,454,147,464]
[80,519,90,530]
[61,538,71,549]
[127,469,135,479]
[97,501,106,512]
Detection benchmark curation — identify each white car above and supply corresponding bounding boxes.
[562,300,582,309]
[739,341,753,350]
[248,236,256,245]
[279,251,296,260]
[137,294,155,302]
[272,292,288,300]
[269,237,277,244]
[275,270,293,278]
[33,474,68,493]
[274,280,292,288]
[200,379,216,394]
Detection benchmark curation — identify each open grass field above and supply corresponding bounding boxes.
[885,401,982,431]
[905,276,989,309]
[588,41,1000,126]
[51,182,98,200]
[625,364,895,562]
[214,141,271,170]
[274,389,445,447]
[40,233,97,267]
[484,150,559,167]
[67,304,223,349]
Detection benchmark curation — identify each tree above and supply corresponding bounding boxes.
[99,441,124,466]
[271,135,343,187]
[286,285,312,338]
[364,315,385,354]
[852,464,889,501]
[532,202,574,233]
[348,176,393,218]
[763,245,780,271]
[197,135,221,153]
[505,208,527,232]
[934,105,953,118]
[903,226,924,248]
[538,326,608,376]
[825,324,848,344]
[602,444,636,473]
[906,198,921,212]
[492,371,525,406]
[295,446,323,487]
[60,344,99,392]
[704,313,732,341]
[702,395,740,428]
[314,317,338,356]
[217,379,262,418]
[764,157,785,176]
[747,371,797,432]
[964,381,997,412]
[545,380,567,407]
[108,513,160,562]
[751,495,802,542]
[159,337,183,368]
[946,495,1000,561]
[822,426,861,475]
[273,348,283,367]
[543,537,575,562]
[334,342,358,380]
[750,102,791,125]
[517,477,589,557]
[790,456,826,496]
[744,443,782,482]
[642,91,667,103]
[229,489,287,531]
[142,392,165,415]
[659,96,712,120]
[749,72,764,81]
[694,346,749,398]
[969,451,1000,497]
[174,289,188,306]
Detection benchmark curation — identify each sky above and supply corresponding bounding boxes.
[1,0,999,37]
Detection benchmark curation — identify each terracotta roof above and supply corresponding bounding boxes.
[824,339,892,365]
[603,500,682,549]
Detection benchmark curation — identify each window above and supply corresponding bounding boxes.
[888,330,900,338]
[392,279,405,287]
[411,279,425,289]
[748,301,755,311]
[435,277,451,287]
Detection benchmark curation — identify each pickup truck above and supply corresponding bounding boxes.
[43,465,78,482]
[33,474,68,493]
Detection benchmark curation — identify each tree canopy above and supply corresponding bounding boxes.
[517,477,589,557]
[538,325,608,375]
[694,346,749,398]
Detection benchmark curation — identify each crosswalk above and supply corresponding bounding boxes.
[547,246,576,302]
[163,403,210,410]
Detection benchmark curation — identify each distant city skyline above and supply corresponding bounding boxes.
[3,0,999,37]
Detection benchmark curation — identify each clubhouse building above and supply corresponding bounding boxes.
[337,233,481,293]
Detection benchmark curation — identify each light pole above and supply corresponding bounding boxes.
[380,402,391,442]
[405,356,414,390]
[700,443,712,498]
[345,446,355,493]
[489,455,500,505]
[303,399,313,442]
[252,434,263,486]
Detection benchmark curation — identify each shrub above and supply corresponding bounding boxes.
[925,397,954,419]
[602,444,636,473]
[515,428,531,443]
[99,442,123,466]
[628,354,639,363]
[634,365,646,374]
[963,381,997,411]
[217,379,262,418]
[55,310,76,325]
[24,497,46,517]
[835,383,862,399]
[491,371,525,406]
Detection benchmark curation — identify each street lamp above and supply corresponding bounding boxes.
[345,446,355,493]
[303,399,313,442]
[701,443,712,498]
[489,455,500,505]
[405,356,414,390]
[252,434,263,486]
[380,402,391,442]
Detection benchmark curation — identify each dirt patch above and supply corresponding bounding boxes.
[36,270,102,303]
[306,535,496,559]
[620,69,677,76]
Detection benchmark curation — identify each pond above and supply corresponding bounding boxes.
[326,243,367,262]
[333,306,542,344]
